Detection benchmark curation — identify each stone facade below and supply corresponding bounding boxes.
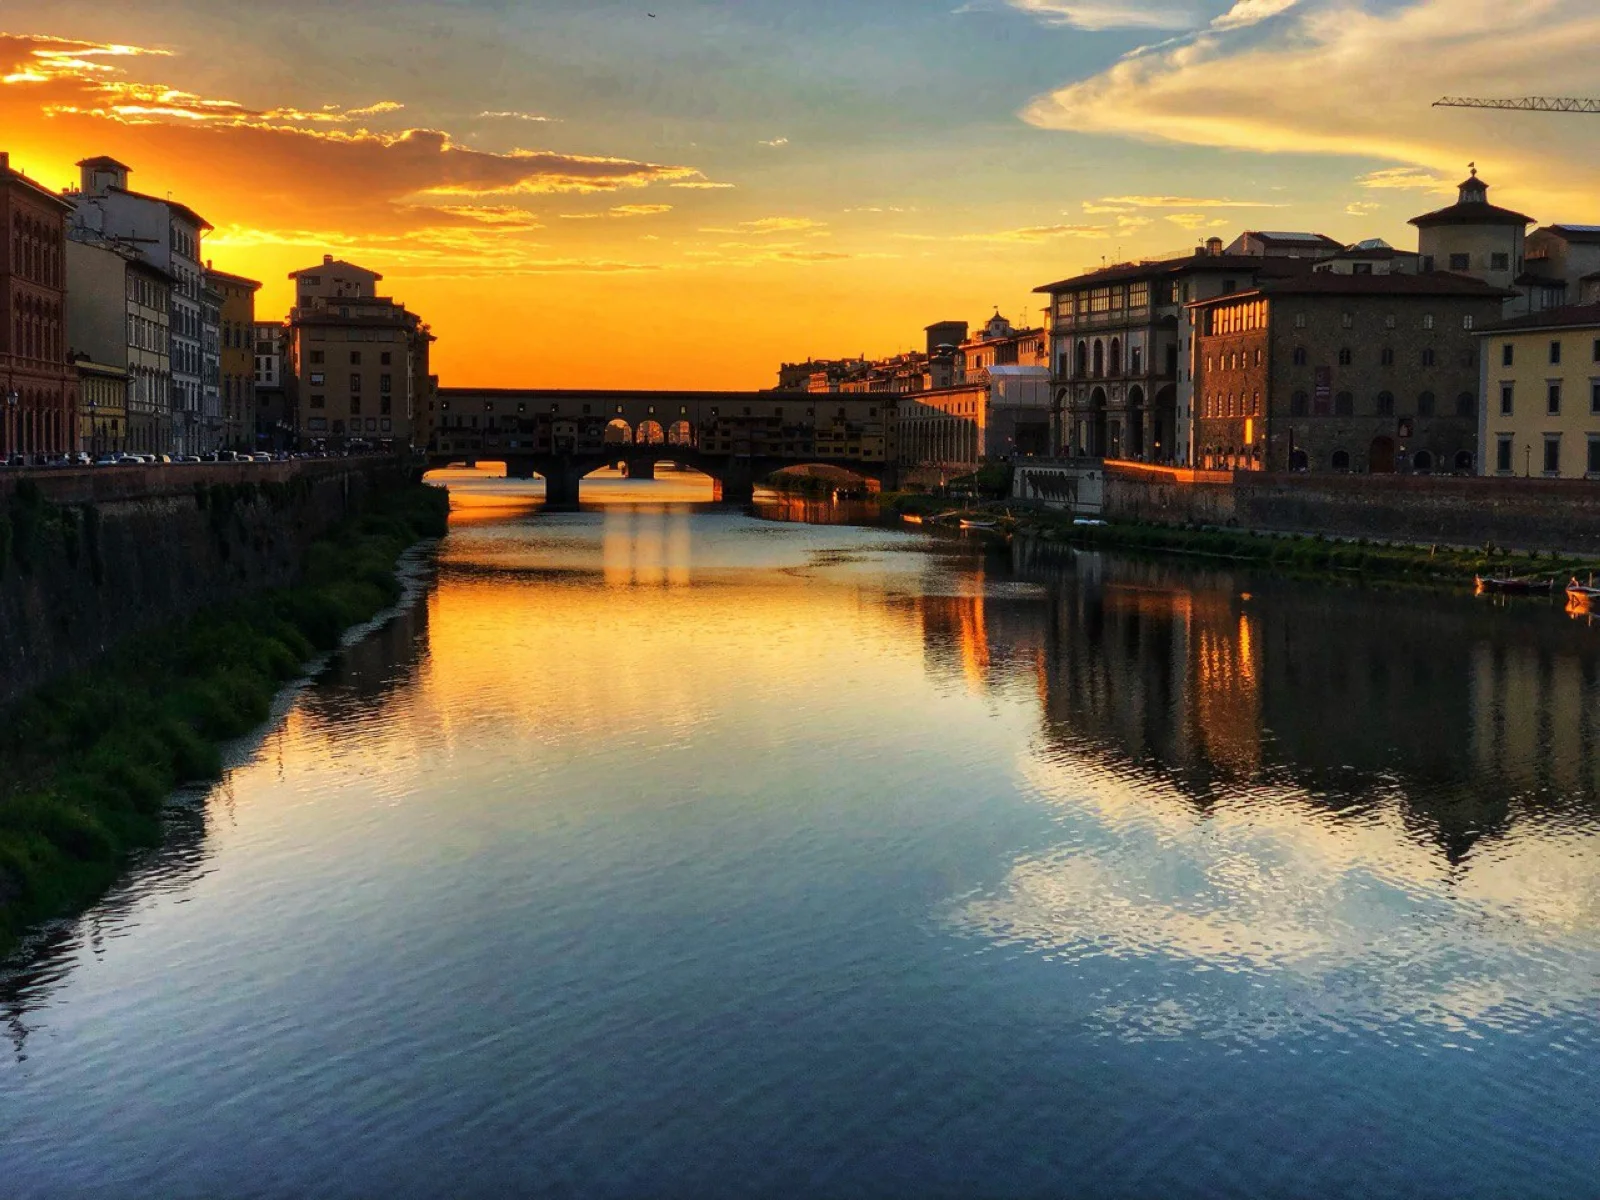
[1,152,77,459]
[1191,273,1509,474]
[207,267,260,451]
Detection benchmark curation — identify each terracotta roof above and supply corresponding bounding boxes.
[1239,231,1342,249]
[1409,199,1533,228]
[204,267,261,290]
[1328,245,1420,261]
[1477,303,1600,335]
[2,162,74,213]
[1189,271,1514,307]
[76,155,132,171]
[289,258,382,281]
[1034,253,1310,294]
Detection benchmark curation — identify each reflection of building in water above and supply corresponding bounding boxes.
[1000,539,1600,861]
[907,562,1048,700]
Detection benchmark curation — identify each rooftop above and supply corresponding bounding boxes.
[1034,252,1311,295]
[1190,271,1514,307]
[1538,224,1600,244]
[1478,303,1600,335]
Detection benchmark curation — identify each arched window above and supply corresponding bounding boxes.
[1376,391,1395,417]
[1455,391,1476,417]
[1417,391,1435,416]
[1075,341,1088,378]
[1338,347,1353,366]
[1331,449,1351,471]
[1291,390,1308,416]
[1335,391,1354,416]
[1413,450,1434,473]
[1454,450,1474,472]
[1092,340,1105,378]
[1109,338,1122,376]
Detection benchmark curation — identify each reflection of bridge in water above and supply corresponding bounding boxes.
[430,388,897,507]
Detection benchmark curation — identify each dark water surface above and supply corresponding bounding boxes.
[3,470,1599,1199]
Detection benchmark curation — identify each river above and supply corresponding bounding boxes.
[2,469,1598,1199]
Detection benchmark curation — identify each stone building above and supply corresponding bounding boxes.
[1035,248,1312,465]
[66,157,211,454]
[63,237,174,455]
[1410,168,1532,308]
[1226,231,1343,260]
[1519,225,1600,313]
[1,152,77,459]
[206,267,260,451]
[1475,304,1600,479]
[288,255,429,450]
[253,321,292,450]
[1190,272,1510,474]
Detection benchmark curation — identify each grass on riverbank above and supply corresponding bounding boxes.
[0,482,449,960]
[876,490,1600,585]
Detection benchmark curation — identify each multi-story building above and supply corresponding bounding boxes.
[1519,225,1600,313]
[1314,239,1422,276]
[206,267,260,451]
[957,311,1047,382]
[1,152,77,459]
[1035,246,1312,464]
[288,255,428,449]
[897,365,1052,468]
[1476,304,1600,479]
[1411,168,1532,309]
[65,238,173,455]
[73,358,127,455]
[200,281,222,452]
[253,321,293,450]
[1189,272,1510,474]
[66,156,211,454]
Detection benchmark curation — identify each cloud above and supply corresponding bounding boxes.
[670,180,736,190]
[1345,200,1381,216]
[901,223,1108,243]
[1357,167,1456,192]
[478,110,557,122]
[560,203,673,220]
[0,32,708,240]
[1022,0,1600,213]
[1001,0,1198,30]
[1209,0,1304,29]
[1165,213,1232,230]
[1100,194,1286,208]
[700,216,829,235]
[758,137,789,148]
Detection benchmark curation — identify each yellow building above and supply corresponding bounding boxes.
[74,358,128,455]
[206,267,261,451]
[1477,303,1600,478]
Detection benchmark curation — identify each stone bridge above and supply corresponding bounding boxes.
[429,388,896,506]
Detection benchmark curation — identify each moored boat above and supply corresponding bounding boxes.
[1475,575,1555,595]
[1566,578,1600,605]
[959,518,998,530]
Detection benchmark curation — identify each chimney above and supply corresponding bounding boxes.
[324,254,334,265]
[0,152,8,174]
[1206,236,1224,257]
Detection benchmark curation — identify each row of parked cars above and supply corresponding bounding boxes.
[3,450,307,470]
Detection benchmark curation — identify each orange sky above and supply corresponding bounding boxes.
[5,3,1600,390]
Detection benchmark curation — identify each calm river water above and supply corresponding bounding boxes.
[3,469,1599,1199]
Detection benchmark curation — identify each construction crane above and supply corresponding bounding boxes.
[1434,96,1600,113]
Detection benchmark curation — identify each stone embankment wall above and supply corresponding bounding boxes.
[1019,458,1600,555]
[0,460,414,706]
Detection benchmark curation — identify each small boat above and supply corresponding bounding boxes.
[901,512,924,525]
[1566,577,1600,605]
[1475,575,1555,595]
[959,518,998,530]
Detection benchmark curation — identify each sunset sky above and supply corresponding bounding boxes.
[5,0,1600,389]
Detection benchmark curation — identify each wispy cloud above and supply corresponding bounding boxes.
[1165,213,1231,230]
[1209,0,1305,30]
[478,110,557,122]
[700,216,829,235]
[758,136,789,148]
[999,0,1198,31]
[1357,167,1455,191]
[1100,194,1287,208]
[561,203,673,220]
[902,223,1107,243]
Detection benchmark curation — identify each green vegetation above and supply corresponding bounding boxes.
[0,481,449,960]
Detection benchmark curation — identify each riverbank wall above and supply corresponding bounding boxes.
[0,460,416,706]
[1014,460,1600,554]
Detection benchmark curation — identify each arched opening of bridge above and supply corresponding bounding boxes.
[637,420,666,446]
[667,420,695,447]
[604,419,633,445]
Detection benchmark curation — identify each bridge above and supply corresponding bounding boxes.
[428,388,898,506]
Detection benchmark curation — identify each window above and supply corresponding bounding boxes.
[1592,381,1600,415]
[1376,391,1395,416]
[1291,390,1308,416]
[1502,343,1514,367]
[310,350,324,365]
[1293,347,1308,366]
[380,374,392,395]
[381,352,392,366]
[350,373,362,393]
[1341,312,1353,329]
[1544,434,1562,476]
[1496,435,1513,474]
[1385,314,1396,330]
[1548,382,1562,414]
[1491,253,1509,271]
[1463,315,1475,330]
[309,372,324,386]
[1501,384,1515,415]
[351,350,362,365]
[1423,314,1435,330]
[1421,349,1437,367]
[1381,347,1394,366]
[1422,255,1435,272]
[1593,338,1600,363]
[1448,253,1471,271]
[1456,391,1476,417]
[1331,449,1350,471]
[1417,391,1435,417]
[309,394,325,409]
[1338,347,1352,366]
[1294,313,1306,329]
[1335,391,1354,416]
[1551,340,1563,365]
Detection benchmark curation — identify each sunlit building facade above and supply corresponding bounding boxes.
[1,151,77,459]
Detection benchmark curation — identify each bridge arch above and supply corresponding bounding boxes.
[604,418,633,445]
[637,420,666,445]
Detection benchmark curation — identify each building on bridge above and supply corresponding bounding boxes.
[433,388,894,506]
